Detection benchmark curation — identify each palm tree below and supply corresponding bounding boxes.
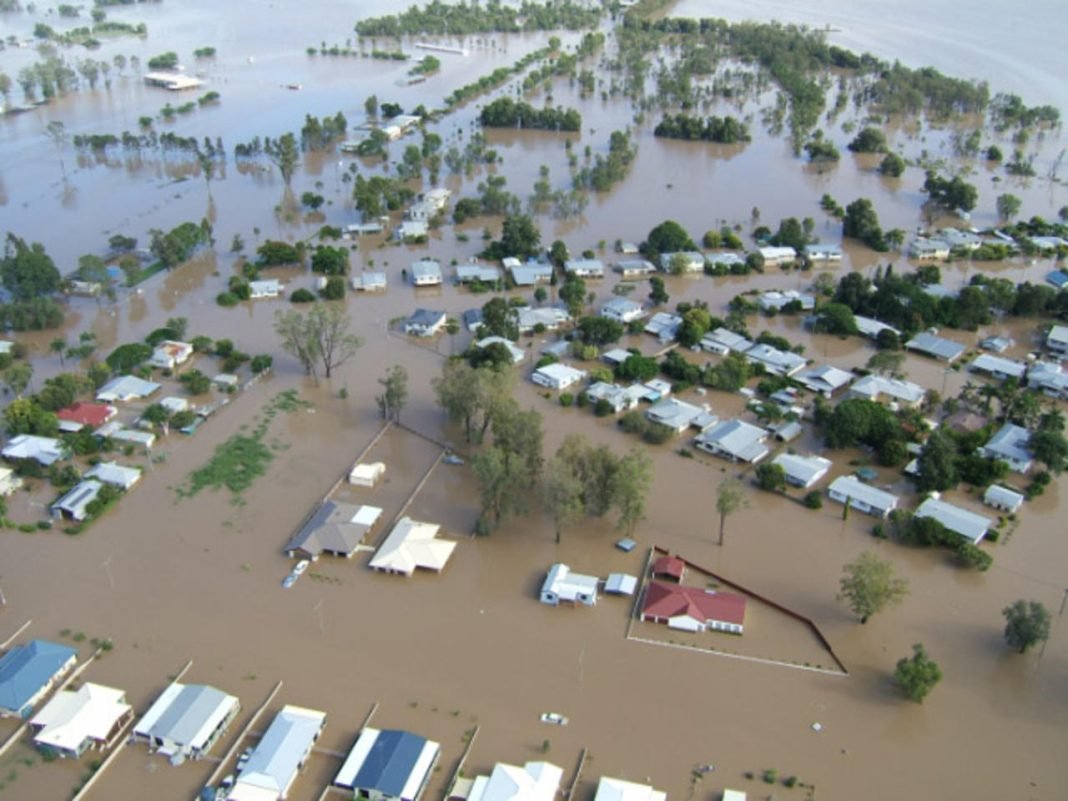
[50,337,67,365]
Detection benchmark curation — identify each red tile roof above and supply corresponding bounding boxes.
[55,402,115,428]
[651,555,685,580]
[641,581,747,626]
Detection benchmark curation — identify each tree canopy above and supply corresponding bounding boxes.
[838,551,909,623]
[1002,599,1051,653]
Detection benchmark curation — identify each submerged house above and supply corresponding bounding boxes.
[50,479,105,522]
[31,682,133,759]
[826,476,899,518]
[915,496,993,545]
[466,761,563,801]
[594,778,666,801]
[772,453,832,489]
[2,434,67,466]
[540,564,599,607]
[0,640,78,719]
[694,419,769,464]
[640,582,746,634]
[334,727,441,801]
[368,517,456,576]
[227,705,326,801]
[285,502,383,559]
[978,423,1034,473]
[133,682,240,760]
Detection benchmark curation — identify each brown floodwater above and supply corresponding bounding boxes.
[2,2,1068,800]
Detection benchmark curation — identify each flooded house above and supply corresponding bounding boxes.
[249,280,283,299]
[613,259,655,278]
[694,419,770,464]
[757,246,797,266]
[464,761,563,801]
[285,502,383,560]
[915,496,994,545]
[646,397,711,434]
[55,402,117,433]
[353,272,388,292]
[540,564,599,607]
[826,476,900,518]
[978,423,1035,473]
[700,327,753,355]
[1045,324,1068,355]
[531,363,586,391]
[794,365,854,397]
[803,243,843,262]
[593,777,666,801]
[757,290,815,312]
[96,375,161,403]
[50,479,105,522]
[30,682,133,759]
[455,264,502,285]
[640,582,747,634]
[1027,361,1068,399]
[404,309,447,337]
[905,331,966,363]
[475,336,524,364]
[132,682,240,761]
[334,727,440,801]
[149,341,195,370]
[0,640,78,719]
[1,434,67,466]
[517,306,570,334]
[585,382,645,414]
[772,453,833,489]
[983,484,1025,514]
[846,375,926,408]
[853,315,901,341]
[563,259,605,279]
[643,312,683,341]
[84,462,141,491]
[227,705,326,801]
[658,251,705,273]
[507,261,554,286]
[969,354,1027,381]
[410,260,443,287]
[600,296,645,324]
[743,343,807,377]
[368,517,456,576]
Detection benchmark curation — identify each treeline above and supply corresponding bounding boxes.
[653,114,750,143]
[444,46,552,108]
[149,221,211,269]
[0,235,65,332]
[832,266,1068,337]
[479,97,581,132]
[573,130,636,192]
[355,0,602,37]
[73,131,224,155]
[521,33,604,92]
[300,112,348,151]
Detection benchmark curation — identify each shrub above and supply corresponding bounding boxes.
[575,392,588,408]
[250,354,273,374]
[618,410,647,435]
[216,292,239,307]
[290,288,316,303]
[593,399,614,417]
[956,542,993,571]
[803,491,823,509]
[642,423,674,445]
[559,393,574,407]
[762,769,778,785]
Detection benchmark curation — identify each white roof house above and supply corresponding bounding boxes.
[803,243,843,262]
[2,435,67,466]
[853,316,900,340]
[646,398,710,434]
[467,761,563,801]
[395,220,429,241]
[909,238,951,260]
[144,71,203,90]
[517,306,570,333]
[149,341,194,370]
[600,297,645,323]
[31,683,133,759]
[915,496,993,544]
[1046,324,1068,355]
[404,309,447,337]
[228,705,326,801]
[249,280,283,299]
[133,682,240,760]
[613,259,656,277]
[700,327,752,355]
[705,251,746,268]
[744,343,807,377]
[758,290,815,312]
[983,485,1025,513]
[408,188,450,221]
[532,363,586,391]
[411,260,443,286]
[0,466,23,496]
[96,375,161,403]
[604,574,638,596]
[978,423,1034,473]
[85,462,141,490]
[509,262,554,286]
[1027,361,1068,400]
[969,354,1027,381]
[585,382,645,413]
[658,252,705,273]
[51,479,104,522]
[353,272,387,292]
[334,727,441,801]
[694,419,769,463]
[477,337,524,364]
[594,777,666,801]
[644,312,682,341]
[540,564,599,607]
[563,259,604,278]
[368,517,456,576]
[827,476,899,518]
[758,246,797,265]
[847,375,926,407]
[456,264,502,285]
[772,453,832,488]
[905,331,966,362]
[795,365,853,396]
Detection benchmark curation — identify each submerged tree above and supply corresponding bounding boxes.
[894,643,942,703]
[265,132,299,187]
[1002,599,1051,654]
[838,551,908,624]
[376,365,408,423]
[273,303,362,382]
[715,477,748,546]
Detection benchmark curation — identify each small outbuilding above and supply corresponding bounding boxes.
[540,564,599,607]
[651,555,685,583]
[350,462,385,487]
[983,484,1025,514]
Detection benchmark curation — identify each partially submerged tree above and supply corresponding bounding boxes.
[376,365,409,423]
[1002,599,1051,654]
[273,303,362,382]
[894,643,942,703]
[715,477,748,546]
[432,361,514,444]
[265,132,300,187]
[838,551,908,624]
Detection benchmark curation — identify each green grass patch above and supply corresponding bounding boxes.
[176,391,309,504]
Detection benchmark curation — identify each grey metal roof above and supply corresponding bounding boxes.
[915,497,992,544]
[285,501,380,557]
[237,706,325,796]
[905,332,966,362]
[147,684,234,748]
[983,484,1025,510]
[352,730,429,796]
[695,419,769,462]
[407,309,445,327]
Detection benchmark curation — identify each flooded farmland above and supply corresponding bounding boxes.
[2,0,1068,800]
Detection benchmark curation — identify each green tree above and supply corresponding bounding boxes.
[838,551,908,624]
[866,349,905,376]
[558,274,587,318]
[105,342,152,373]
[265,132,299,187]
[813,302,858,335]
[1003,599,1052,653]
[642,220,695,257]
[842,198,887,251]
[542,450,583,543]
[3,362,33,397]
[494,214,541,260]
[754,462,786,492]
[894,643,942,703]
[576,316,624,346]
[3,398,58,436]
[376,365,409,422]
[613,447,652,536]
[274,304,362,382]
[480,297,520,340]
[996,193,1022,222]
[432,361,514,444]
[2,235,63,301]
[847,126,888,153]
[914,428,959,492]
[715,476,748,546]
[648,276,669,306]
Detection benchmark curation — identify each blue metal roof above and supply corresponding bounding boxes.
[353,730,428,797]
[0,640,77,717]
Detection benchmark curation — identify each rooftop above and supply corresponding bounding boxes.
[232,705,326,800]
[915,496,993,544]
[0,640,77,716]
[334,727,439,798]
[905,331,967,362]
[642,582,747,626]
[368,517,456,576]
